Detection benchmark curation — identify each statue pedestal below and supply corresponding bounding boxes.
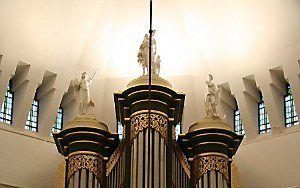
[64,115,108,131]
[189,117,233,132]
[127,74,172,88]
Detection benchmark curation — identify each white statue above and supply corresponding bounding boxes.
[137,34,149,75]
[74,69,100,116]
[153,55,161,75]
[137,32,161,76]
[205,74,220,118]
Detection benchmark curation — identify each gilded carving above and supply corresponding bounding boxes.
[106,140,126,176]
[172,126,176,140]
[173,143,191,178]
[68,154,103,183]
[130,113,168,141]
[194,155,229,184]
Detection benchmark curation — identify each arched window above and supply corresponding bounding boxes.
[25,94,39,132]
[53,107,63,133]
[117,121,123,140]
[284,84,299,127]
[0,81,13,124]
[258,91,271,134]
[234,108,244,135]
[175,122,181,139]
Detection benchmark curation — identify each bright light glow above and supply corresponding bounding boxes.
[101,1,258,77]
[225,15,252,56]
[1,1,299,78]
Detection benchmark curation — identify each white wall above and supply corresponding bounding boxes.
[235,127,300,188]
[0,0,299,138]
[1,57,300,187]
[1,122,300,188]
[0,123,62,188]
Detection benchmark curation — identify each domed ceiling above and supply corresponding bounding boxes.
[1,0,300,78]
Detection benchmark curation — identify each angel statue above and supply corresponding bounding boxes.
[137,31,160,76]
[205,74,220,118]
[74,69,100,116]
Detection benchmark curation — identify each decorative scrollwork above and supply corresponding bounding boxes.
[68,154,103,184]
[173,143,191,178]
[130,113,168,141]
[106,140,126,176]
[194,155,228,184]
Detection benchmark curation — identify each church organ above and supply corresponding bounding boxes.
[53,75,243,188]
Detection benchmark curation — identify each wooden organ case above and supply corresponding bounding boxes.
[54,75,243,188]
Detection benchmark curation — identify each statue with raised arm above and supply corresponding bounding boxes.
[137,31,161,76]
[205,74,220,118]
[138,34,149,75]
[74,69,100,116]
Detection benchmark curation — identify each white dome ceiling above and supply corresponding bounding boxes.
[1,0,300,78]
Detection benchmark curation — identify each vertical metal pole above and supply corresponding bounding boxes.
[151,129,155,188]
[148,3,153,122]
[148,1,153,187]
[148,1,153,99]
[148,1,153,125]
